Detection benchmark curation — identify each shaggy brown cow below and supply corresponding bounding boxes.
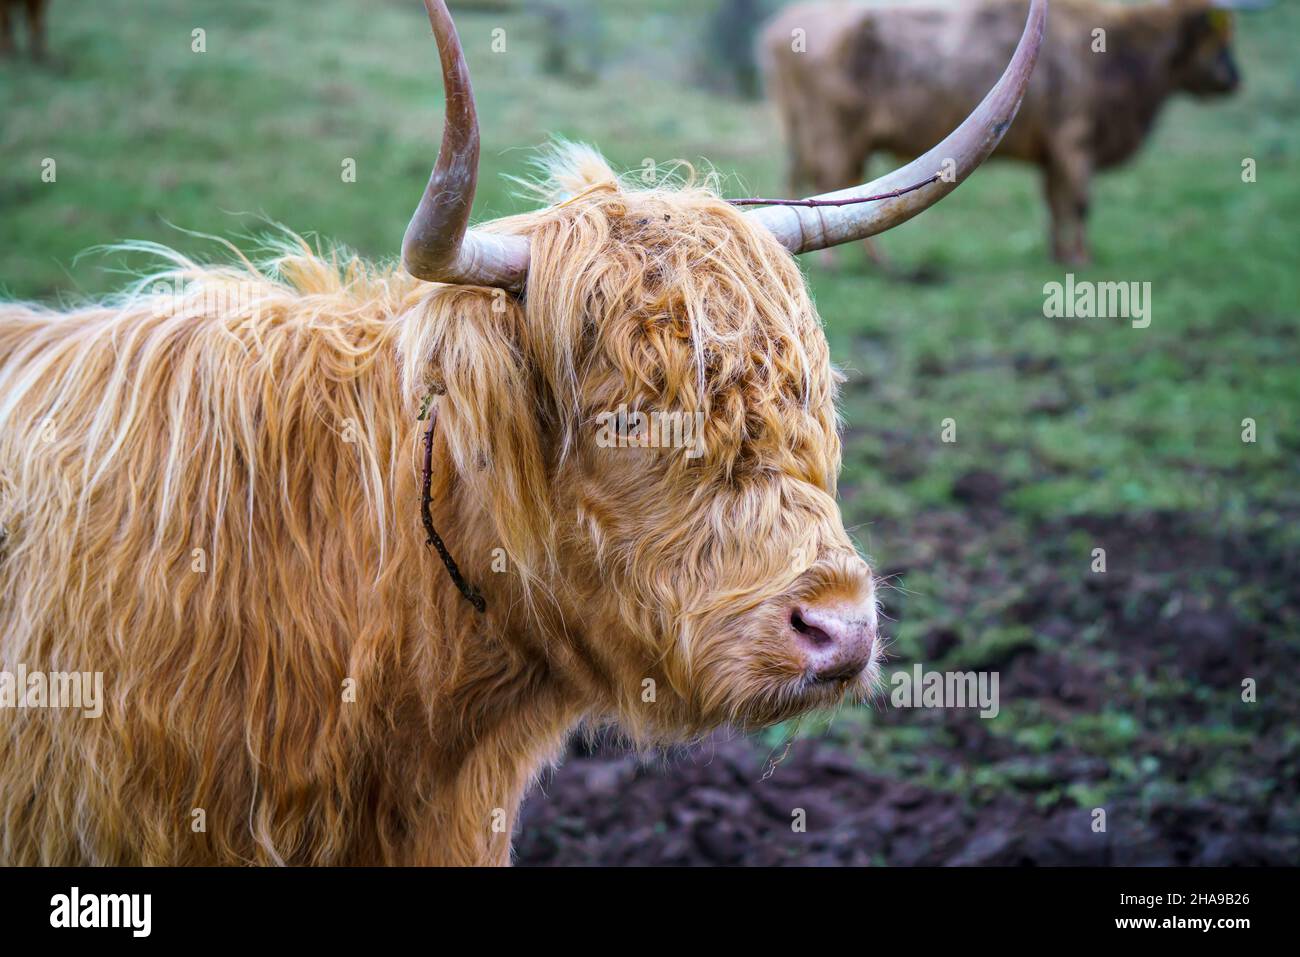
[0,0,1043,864]
[0,0,48,60]
[762,0,1245,264]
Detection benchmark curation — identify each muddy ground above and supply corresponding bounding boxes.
[516,507,1299,866]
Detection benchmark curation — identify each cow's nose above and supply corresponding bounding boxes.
[790,601,877,682]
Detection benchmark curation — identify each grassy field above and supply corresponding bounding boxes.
[2,0,1297,863]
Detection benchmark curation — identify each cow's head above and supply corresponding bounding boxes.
[398,0,1045,735]
[1172,2,1245,96]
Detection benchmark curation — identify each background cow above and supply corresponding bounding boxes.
[762,0,1245,263]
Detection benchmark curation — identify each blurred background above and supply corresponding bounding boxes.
[1,0,1296,864]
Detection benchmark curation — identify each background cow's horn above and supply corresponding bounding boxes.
[748,0,1048,254]
[402,0,531,289]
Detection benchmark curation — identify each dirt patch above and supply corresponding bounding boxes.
[515,510,1300,866]
[516,735,1293,866]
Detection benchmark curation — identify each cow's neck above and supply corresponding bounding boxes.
[1090,7,1183,169]
[379,613,577,868]
[417,641,579,865]
[390,393,597,864]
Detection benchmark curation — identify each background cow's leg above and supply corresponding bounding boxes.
[1,4,15,58]
[1043,150,1092,266]
[23,0,45,60]
[853,149,942,283]
[854,150,893,270]
[782,113,815,200]
[811,146,873,271]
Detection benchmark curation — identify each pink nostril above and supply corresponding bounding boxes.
[790,603,877,683]
[790,609,833,647]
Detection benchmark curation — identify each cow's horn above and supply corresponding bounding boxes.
[403,0,531,289]
[748,0,1049,254]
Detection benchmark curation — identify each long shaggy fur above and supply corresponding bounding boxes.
[0,145,875,865]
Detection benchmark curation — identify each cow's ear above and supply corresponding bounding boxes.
[1206,8,1235,40]
[1171,7,1218,64]
[401,287,555,584]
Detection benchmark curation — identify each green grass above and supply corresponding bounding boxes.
[3,0,1294,520]
[3,0,1298,823]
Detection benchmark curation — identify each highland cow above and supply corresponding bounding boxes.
[762,0,1246,264]
[0,0,1044,864]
